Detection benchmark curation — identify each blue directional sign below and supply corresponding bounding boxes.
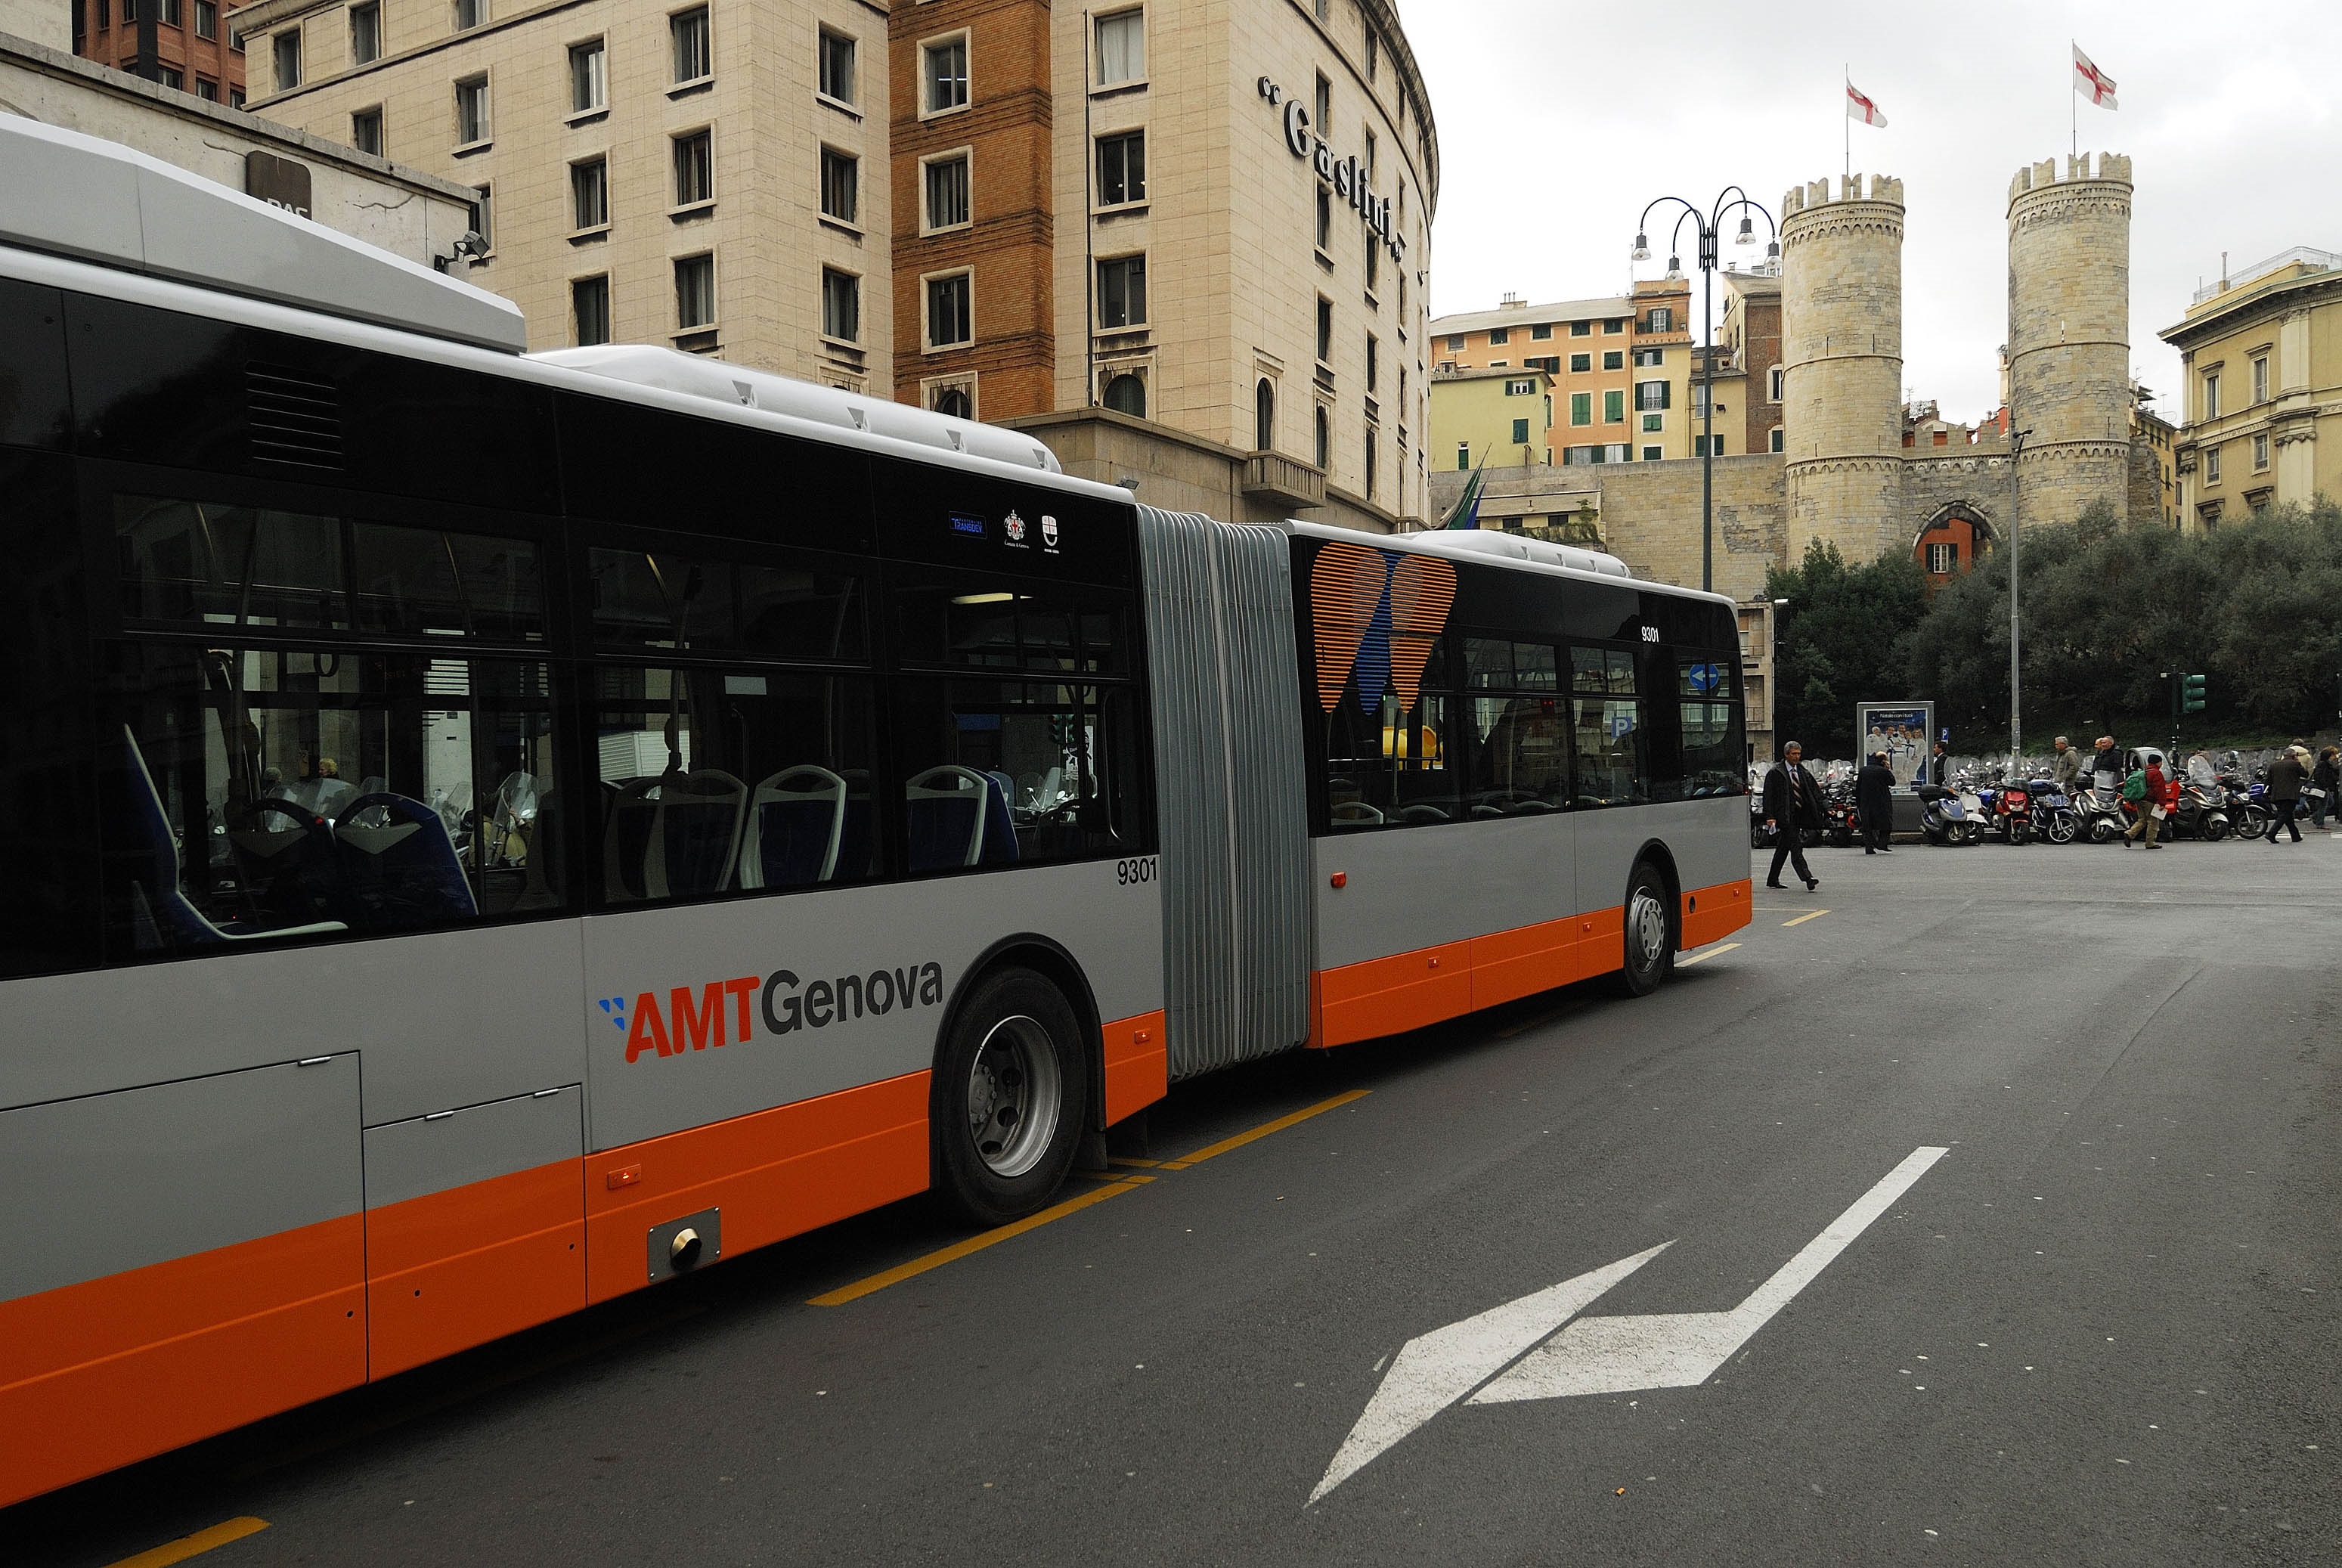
[1684,661,1722,695]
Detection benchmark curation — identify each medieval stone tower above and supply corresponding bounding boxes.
[2006,153,2134,525]
[1779,173,1907,564]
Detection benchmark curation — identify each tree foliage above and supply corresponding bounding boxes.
[1766,539,1930,758]
[1904,498,2342,748]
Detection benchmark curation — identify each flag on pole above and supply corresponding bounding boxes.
[1846,80,1888,127]
[1439,453,1489,531]
[2073,45,2117,109]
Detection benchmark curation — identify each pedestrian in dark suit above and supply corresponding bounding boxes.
[1856,751,1897,854]
[1763,742,1823,890]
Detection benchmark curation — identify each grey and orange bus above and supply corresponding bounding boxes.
[0,119,1749,1507]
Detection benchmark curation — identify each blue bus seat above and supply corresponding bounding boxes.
[741,766,846,888]
[335,792,480,926]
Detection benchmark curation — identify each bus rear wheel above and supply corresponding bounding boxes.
[1615,863,1674,997]
[932,968,1088,1226]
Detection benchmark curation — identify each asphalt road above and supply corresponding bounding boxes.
[16,833,2340,1567]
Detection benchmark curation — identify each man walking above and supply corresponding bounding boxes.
[1856,749,1897,854]
[2123,755,2167,848]
[2051,737,2081,792]
[1764,742,1823,890]
[2264,745,2307,843]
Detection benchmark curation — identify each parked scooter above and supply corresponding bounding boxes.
[2172,777,2232,841]
[1822,773,1860,848]
[1991,773,2034,844]
[1914,783,1977,846]
[2023,777,2080,844]
[2074,785,2129,844]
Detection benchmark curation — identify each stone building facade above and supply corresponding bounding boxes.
[2007,153,2135,530]
[71,0,245,104]
[1778,173,1907,564]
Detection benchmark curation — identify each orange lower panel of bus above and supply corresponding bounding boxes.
[0,1213,368,1510]
[1101,1009,1168,1126]
[1311,879,1752,1049]
[366,1159,587,1379]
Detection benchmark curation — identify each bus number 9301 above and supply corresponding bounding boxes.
[1115,857,1160,886]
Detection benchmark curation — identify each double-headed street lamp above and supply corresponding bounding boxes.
[1631,191,1777,594]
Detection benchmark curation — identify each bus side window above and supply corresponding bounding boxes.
[891,679,1131,872]
[1569,646,1645,807]
[1675,654,1742,796]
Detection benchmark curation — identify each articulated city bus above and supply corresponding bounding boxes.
[0,119,1749,1508]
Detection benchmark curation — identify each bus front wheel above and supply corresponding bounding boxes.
[932,968,1089,1226]
[1616,863,1674,998]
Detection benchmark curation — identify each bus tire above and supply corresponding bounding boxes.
[931,967,1089,1226]
[1615,862,1674,998]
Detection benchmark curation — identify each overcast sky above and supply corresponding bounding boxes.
[1393,0,2342,422]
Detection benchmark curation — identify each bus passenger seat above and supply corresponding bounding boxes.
[335,792,480,926]
[742,766,847,888]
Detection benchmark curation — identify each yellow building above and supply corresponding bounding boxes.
[1428,365,1552,473]
[2158,246,2342,530]
[1430,275,1696,462]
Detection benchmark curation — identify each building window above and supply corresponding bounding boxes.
[1645,307,1673,333]
[470,183,492,248]
[1314,72,1331,136]
[1489,327,1509,346]
[231,87,246,107]
[1640,445,1661,460]
[934,384,974,419]
[1315,405,1331,467]
[923,36,968,113]
[1642,414,1662,432]
[1530,323,1552,341]
[1604,389,1625,423]
[1095,131,1145,206]
[1569,393,1591,426]
[454,74,488,144]
[572,275,610,346]
[1925,541,1956,575]
[1095,9,1143,85]
[1445,334,1465,352]
[1504,378,1534,396]
[2203,371,2220,420]
[2254,432,2269,471]
[673,129,713,207]
[1098,256,1147,329]
[271,29,301,90]
[349,2,379,64]
[671,7,710,83]
[813,148,859,226]
[928,272,972,349]
[1635,380,1671,411]
[1251,377,1277,450]
[1315,187,1332,252]
[1363,22,1377,80]
[674,255,715,331]
[569,39,606,113]
[452,0,482,30]
[1104,373,1146,417]
[1634,348,1663,367]
[1603,318,1625,334]
[1694,435,1724,457]
[1455,442,1470,470]
[194,0,215,38]
[1602,350,1623,370]
[817,28,855,104]
[2204,445,2222,484]
[1510,418,1529,445]
[1769,426,1784,453]
[197,78,218,100]
[1567,352,1590,373]
[1365,231,1380,294]
[2251,355,2269,404]
[920,153,968,230]
[1563,321,1586,338]
[1365,334,1378,392]
[821,267,859,342]
[1767,367,1784,401]
[570,157,609,231]
[1365,432,1377,496]
[350,107,383,155]
[1316,297,1334,364]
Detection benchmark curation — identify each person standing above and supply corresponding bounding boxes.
[2123,755,2167,848]
[2090,736,2124,795]
[1764,742,1823,890]
[1856,750,1897,854]
[2264,745,2307,843]
[2050,737,2080,791]
[2310,746,2340,831]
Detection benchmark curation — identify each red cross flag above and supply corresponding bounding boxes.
[2073,45,2118,109]
[1846,80,1888,127]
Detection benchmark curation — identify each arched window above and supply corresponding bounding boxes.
[1314,406,1330,469]
[1254,377,1275,451]
[934,386,972,420]
[1103,373,1145,417]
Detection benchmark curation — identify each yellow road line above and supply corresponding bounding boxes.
[1107,1155,1163,1169]
[807,1176,1152,1306]
[1676,941,1742,967]
[1781,909,1830,928]
[1156,1089,1371,1171]
[105,1518,268,1568]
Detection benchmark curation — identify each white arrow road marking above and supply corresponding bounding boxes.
[1472,1145,1948,1403]
[1307,1243,1674,1505]
[1309,1146,1949,1504]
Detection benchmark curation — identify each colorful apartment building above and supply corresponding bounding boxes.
[1429,276,1695,463]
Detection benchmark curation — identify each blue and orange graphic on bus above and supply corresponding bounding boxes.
[608,962,946,1062]
[1309,542,1458,714]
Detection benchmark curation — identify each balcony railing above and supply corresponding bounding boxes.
[1241,451,1325,508]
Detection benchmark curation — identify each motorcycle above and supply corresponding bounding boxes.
[1991,773,2034,845]
[1914,782,1977,846]
[1822,775,1860,848]
[2172,778,2231,841]
[2023,777,2080,844]
[2074,786,2129,844]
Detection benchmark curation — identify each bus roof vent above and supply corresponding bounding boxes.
[532,344,1063,473]
[246,361,345,469]
[0,116,527,355]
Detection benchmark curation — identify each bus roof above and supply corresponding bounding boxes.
[1281,521,1733,609]
[0,113,526,354]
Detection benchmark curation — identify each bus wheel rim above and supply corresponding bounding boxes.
[1630,888,1668,970]
[968,1015,1061,1179]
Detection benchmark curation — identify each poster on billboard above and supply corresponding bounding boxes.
[1854,701,1935,786]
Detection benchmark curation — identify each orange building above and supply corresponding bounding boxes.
[72,0,247,105]
[1430,277,1695,462]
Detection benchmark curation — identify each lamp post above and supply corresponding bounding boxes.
[1632,190,1778,595]
[1769,595,1790,764]
[2006,426,2031,774]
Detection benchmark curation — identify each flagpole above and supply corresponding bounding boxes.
[1843,65,1851,184]
[2070,43,2077,161]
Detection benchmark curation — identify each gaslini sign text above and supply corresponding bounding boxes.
[1257,76,1404,265]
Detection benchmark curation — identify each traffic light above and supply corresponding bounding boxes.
[2181,673,2208,714]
